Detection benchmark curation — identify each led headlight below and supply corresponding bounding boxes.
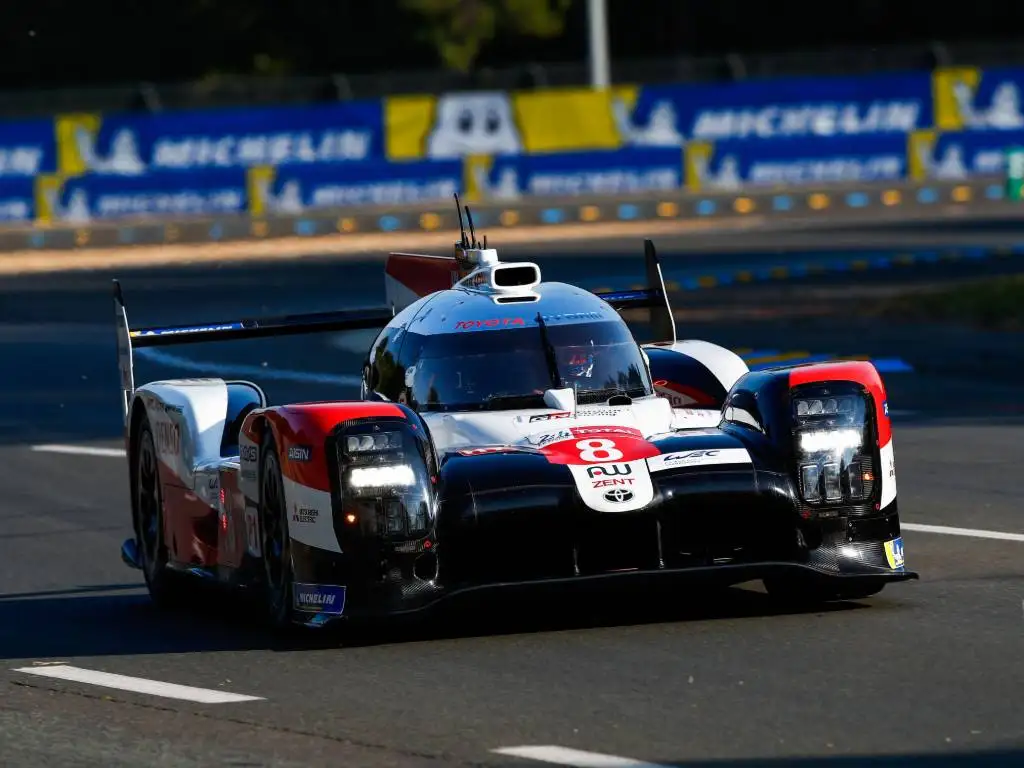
[792,387,875,507]
[346,431,403,453]
[348,464,416,489]
[337,422,433,540]
[794,396,857,419]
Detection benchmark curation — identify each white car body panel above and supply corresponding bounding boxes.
[135,378,229,490]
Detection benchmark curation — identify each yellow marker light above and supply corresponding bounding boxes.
[499,210,520,227]
[733,197,755,213]
[952,185,972,202]
[419,212,441,230]
[579,205,600,222]
[656,201,679,217]
[881,190,901,206]
[808,193,830,210]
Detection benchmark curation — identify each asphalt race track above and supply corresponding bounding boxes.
[0,225,1023,767]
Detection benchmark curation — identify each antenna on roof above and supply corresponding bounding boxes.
[454,193,469,249]
[465,205,478,248]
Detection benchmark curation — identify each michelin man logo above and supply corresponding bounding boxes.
[953,80,1024,129]
[690,150,742,190]
[426,92,522,159]
[929,144,969,179]
[912,133,970,180]
[612,98,685,147]
[38,183,92,224]
[252,175,304,214]
[471,163,521,200]
[74,125,146,175]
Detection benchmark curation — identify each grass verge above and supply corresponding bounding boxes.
[875,274,1024,331]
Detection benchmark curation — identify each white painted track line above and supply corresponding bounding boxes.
[901,522,1024,543]
[12,664,264,704]
[31,444,126,457]
[493,746,670,767]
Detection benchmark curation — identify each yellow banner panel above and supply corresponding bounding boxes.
[55,113,102,176]
[246,165,276,216]
[907,129,937,181]
[684,141,714,192]
[932,67,981,131]
[385,95,439,161]
[513,87,627,153]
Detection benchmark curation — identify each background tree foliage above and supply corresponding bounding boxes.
[0,0,1016,92]
[401,0,573,72]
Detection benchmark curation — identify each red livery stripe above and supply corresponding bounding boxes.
[386,252,458,298]
[260,402,407,491]
[788,361,891,446]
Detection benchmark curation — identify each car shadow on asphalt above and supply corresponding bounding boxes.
[0,580,889,660]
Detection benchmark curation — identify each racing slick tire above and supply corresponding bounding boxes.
[259,431,298,630]
[763,575,885,606]
[133,413,189,609]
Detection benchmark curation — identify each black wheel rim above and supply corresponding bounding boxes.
[262,452,288,608]
[136,430,162,582]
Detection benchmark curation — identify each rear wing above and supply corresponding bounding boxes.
[593,239,676,346]
[113,280,393,424]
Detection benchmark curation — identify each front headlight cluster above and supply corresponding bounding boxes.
[792,390,875,506]
[339,425,432,538]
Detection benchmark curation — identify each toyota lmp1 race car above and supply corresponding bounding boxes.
[114,206,916,630]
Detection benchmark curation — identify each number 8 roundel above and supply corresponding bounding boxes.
[540,427,661,465]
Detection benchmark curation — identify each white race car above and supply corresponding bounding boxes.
[115,202,914,629]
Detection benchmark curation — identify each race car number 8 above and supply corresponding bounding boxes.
[576,438,622,462]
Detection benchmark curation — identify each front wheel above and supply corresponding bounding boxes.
[260,432,295,629]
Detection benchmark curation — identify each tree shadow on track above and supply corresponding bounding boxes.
[0,580,890,660]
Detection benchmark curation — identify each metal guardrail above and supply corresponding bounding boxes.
[3,39,1024,118]
[1,178,1018,253]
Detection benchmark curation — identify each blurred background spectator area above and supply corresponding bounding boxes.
[2,0,1024,116]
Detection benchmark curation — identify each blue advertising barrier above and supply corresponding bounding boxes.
[53,101,386,177]
[910,127,1024,180]
[683,134,909,191]
[468,147,683,200]
[8,65,1024,229]
[0,119,57,178]
[252,158,462,215]
[623,72,932,144]
[43,168,249,223]
[0,178,37,222]
[933,66,1024,132]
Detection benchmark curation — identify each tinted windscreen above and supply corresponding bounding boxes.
[406,319,652,411]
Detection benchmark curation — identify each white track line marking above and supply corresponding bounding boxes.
[901,522,1024,542]
[136,347,361,386]
[492,746,670,768]
[31,444,126,457]
[12,664,264,704]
